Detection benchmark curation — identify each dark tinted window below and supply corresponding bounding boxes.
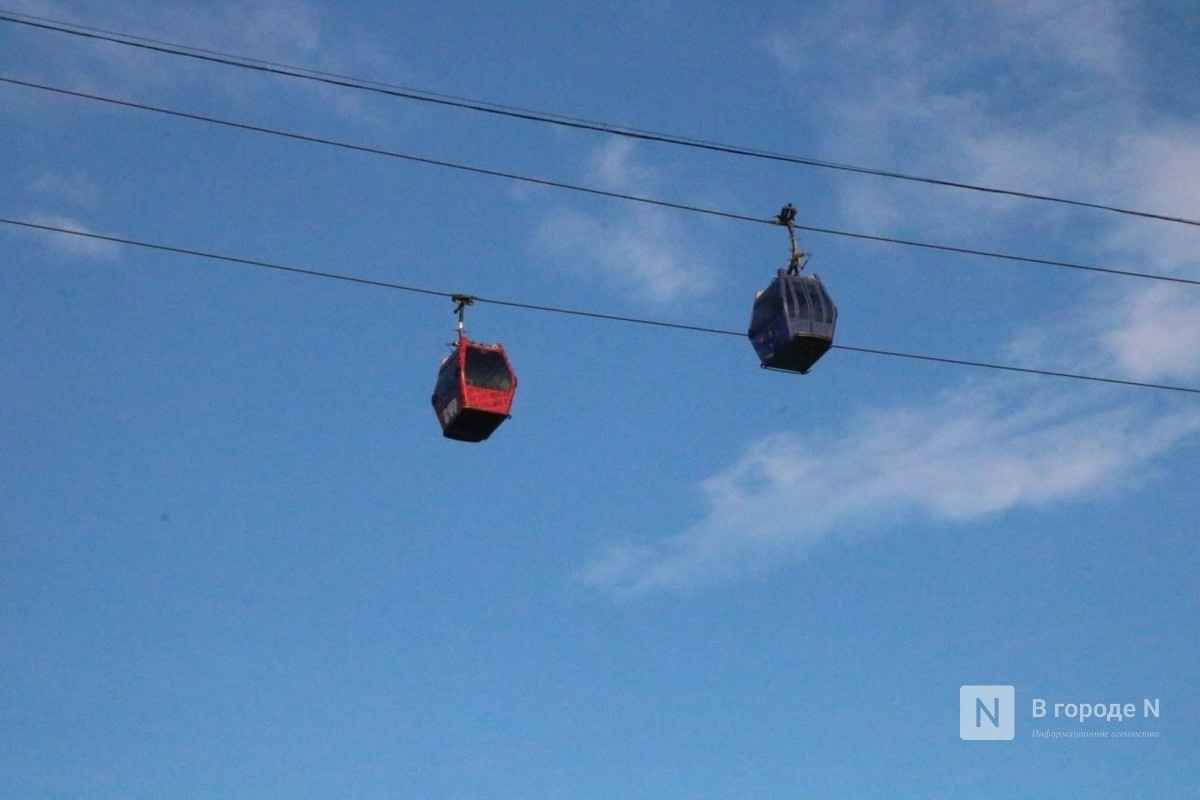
[465,348,513,392]
[749,283,783,335]
[788,276,837,326]
[811,280,836,325]
[433,350,461,402]
[799,281,826,324]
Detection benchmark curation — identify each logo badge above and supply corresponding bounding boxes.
[960,685,1015,740]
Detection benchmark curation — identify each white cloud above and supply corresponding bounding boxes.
[582,384,1200,595]
[759,0,1149,238]
[1103,131,1200,271]
[191,1,397,125]
[1008,128,1200,386]
[22,176,117,259]
[534,139,717,304]
[7,0,397,126]
[1092,130,1200,384]
[209,1,323,62]
[762,0,1200,387]
[581,0,1200,595]
[536,207,714,304]
[586,137,657,193]
[995,0,1133,79]
[30,171,102,206]
[1103,284,1200,383]
[25,214,121,261]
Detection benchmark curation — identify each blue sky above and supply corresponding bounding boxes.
[2,1,1198,797]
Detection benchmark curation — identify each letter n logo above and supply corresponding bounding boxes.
[960,685,1015,740]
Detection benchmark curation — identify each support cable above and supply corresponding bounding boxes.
[1,9,1197,228]
[3,75,1198,290]
[4,215,1198,396]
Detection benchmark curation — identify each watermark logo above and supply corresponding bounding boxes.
[959,685,1162,741]
[960,685,1015,740]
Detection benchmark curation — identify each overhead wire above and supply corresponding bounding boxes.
[4,215,1199,396]
[2,8,1198,229]
[3,74,1199,291]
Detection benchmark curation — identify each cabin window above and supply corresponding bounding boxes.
[750,284,783,335]
[433,352,461,401]
[465,348,514,392]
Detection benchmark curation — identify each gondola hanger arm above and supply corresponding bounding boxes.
[774,203,809,275]
[451,294,475,332]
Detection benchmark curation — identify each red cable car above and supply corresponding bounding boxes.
[431,296,517,442]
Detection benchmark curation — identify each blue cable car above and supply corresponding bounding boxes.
[747,205,838,374]
[748,269,837,373]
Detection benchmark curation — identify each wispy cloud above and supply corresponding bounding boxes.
[204,1,323,62]
[19,170,117,260]
[761,0,1200,388]
[583,0,1200,594]
[535,206,713,304]
[533,139,717,305]
[761,0,1148,237]
[582,384,1200,595]
[30,171,102,206]
[1094,131,1200,383]
[1103,285,1200,383]
[1009,128,1200,386]
[995,0,1133,79]
[24,213,121,261]
[6,0,398,126]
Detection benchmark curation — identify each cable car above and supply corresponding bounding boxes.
[431,296,517,442]
[748,269,837,373]
[747,205,838,374]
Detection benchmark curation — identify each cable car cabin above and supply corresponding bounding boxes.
[431,333,517,442]
[748,269,837,374]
